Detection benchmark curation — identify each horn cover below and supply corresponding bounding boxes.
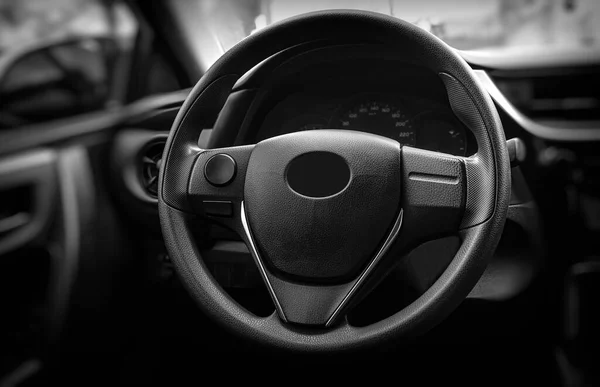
[244,130,402,283]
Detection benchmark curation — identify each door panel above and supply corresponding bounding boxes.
[0,150,57,255]
[0,97,183,381]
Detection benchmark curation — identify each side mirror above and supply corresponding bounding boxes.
[0,36,119,128]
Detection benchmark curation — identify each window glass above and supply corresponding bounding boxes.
[198,0,600,57]
[0,0,137,129]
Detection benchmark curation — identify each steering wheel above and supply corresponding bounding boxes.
[158,11,510,352]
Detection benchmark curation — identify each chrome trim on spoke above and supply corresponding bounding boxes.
[325,209,404,327]
[240,201,288,322]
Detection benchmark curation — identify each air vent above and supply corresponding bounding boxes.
[492,69,600,122]
[140,142,165,197]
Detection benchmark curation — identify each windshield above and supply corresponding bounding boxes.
[199,0,600,54]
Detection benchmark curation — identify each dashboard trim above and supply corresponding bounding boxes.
[461,48,600,71]
[476,70,600,142]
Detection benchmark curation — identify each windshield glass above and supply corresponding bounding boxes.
[200,0,600,54]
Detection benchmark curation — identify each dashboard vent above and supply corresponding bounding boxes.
[492,70,600,123]
[141,141,165,197]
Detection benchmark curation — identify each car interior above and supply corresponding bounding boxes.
[0,0,599,385]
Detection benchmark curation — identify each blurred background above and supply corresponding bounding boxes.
[199,0,600,51]
[1,0,599,129]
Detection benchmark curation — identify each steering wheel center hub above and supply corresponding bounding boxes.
[244,130,402,283]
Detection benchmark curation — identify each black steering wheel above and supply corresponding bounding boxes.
[158,11,510,352]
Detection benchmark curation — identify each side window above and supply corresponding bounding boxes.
[0,0,137,129]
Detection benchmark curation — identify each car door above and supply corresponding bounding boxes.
[0,0,188,382]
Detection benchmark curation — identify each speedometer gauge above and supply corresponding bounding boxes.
[414,111,467,156]
[280,114,329,136]
[330,99,416,146]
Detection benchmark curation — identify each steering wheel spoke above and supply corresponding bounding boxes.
[186,145,254,227]
[239,199,404,327]
[397,146,466,251]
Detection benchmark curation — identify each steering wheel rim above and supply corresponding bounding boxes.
[158,10,510,352]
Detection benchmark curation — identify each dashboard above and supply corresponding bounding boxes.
[255,91,475,157]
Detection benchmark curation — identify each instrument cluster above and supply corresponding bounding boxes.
[255,92,475,157]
